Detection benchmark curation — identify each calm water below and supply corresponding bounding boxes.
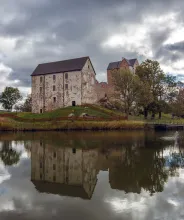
[0,131,184,220]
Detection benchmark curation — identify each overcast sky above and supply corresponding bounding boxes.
[1,0,184,95]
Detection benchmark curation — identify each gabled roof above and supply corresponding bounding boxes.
[107,61,121,70]
[127,59,137,67]
[107,58,138,70]
[31,56,90,76]
[31,180,93,200]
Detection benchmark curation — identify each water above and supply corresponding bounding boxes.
[0,131,184,220]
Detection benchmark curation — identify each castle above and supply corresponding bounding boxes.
[31,56,139,113]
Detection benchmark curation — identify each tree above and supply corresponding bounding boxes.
[172,89,184,117]
[136,59,165,119]
[112,69,140,118]
[136,81,153,118]
[0,141,20,166]
[0,87,22,111]
[22,95,32,112]
[14,95,32,112]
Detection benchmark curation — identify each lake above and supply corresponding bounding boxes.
[0,131,184,220]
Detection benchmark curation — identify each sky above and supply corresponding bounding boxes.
[1,0,184,96]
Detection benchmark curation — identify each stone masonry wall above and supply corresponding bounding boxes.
[32,70,82,113]
[81,59,97,104]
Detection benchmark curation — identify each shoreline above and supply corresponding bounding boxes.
[0,120,147,132]
[1,119,184,132]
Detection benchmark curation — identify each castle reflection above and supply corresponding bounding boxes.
[30,132,183,199]
[31,141,98,199]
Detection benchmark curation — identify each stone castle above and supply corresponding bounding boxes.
[31,56,139,113]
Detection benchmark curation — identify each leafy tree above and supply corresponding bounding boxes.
[15,94,32,112]
[0,141,20,166]
[136,59,165,119]
[172,89,184,117]
[0,87,22,111]
[112,69,140,118]
[22,95,32,112]
[136,81,153,118]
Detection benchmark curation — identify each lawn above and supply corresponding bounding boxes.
[0,105,123,121]
[130,113,184,124]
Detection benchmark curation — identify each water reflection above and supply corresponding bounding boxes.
[0,131,184,219]
[26,131,184,198]
[31,142,98,199]
[0,141,20,166]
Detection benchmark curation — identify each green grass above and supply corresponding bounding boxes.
[1,104,184,132]
[16,105,114,119]
[130,113,184,124]
[0,118,145,131]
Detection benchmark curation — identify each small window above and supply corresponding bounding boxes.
[40,76,43,83]
[65,84,68,89]
[40,87,42,93]
[53,152,56,158]
[40,162,42,169]
[53,75,56,81]
[40,109,43,114]
[53,176,56,182]
[65,73,68,79]
[53,164,56,171]
[40,141,43,146]
[88,64,90,69]
[53,97,56,103]
[72,148,76,154]
[72,101,76,106]
[53,85,56,91]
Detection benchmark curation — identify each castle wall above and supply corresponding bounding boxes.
[81,59,97,104]
[32,71,82,113]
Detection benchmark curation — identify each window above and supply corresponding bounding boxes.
[53,97,56,103]
[40,141,43,146]
[53,75,56,81]
[65,84,68,89]
[53,152,56,158]
[65,73,68,79]
[53,85,56,91]
[72,148,76,154]
[53,164,56,171]
[40,87,42,93]
[40,173,42,180]
[40,162,42,169]
[40,109,43,114]
[72,101,76,106]
[53,176,56,182]
[40,76,43,83]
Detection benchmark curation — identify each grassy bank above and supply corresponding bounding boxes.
[2,105,183,132]
[0,105,126,122]
[0,118,145,131]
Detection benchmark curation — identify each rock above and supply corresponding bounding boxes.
[68,113,75,117]
[80,113,89,117]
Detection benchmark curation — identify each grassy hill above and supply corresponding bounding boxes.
[17,105,114,119]
[0,105,146,131]
[0,105,125,121]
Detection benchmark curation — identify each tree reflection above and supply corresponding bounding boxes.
[109,144,180,195]
[0,141,20,166]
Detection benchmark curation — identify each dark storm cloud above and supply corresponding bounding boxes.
[165,41,184,52]
[1,0,184,90]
